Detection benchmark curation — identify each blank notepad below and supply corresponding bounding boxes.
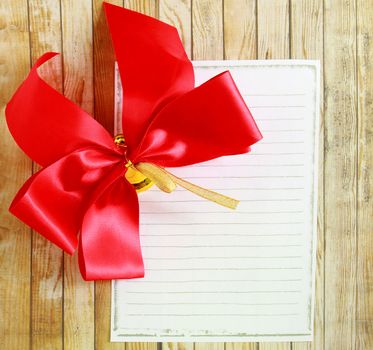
[111,61,320,342]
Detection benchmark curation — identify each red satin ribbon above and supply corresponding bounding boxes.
[5,3,262,281]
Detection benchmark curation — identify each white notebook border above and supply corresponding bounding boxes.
[111,59,320,343]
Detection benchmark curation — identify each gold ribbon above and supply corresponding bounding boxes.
[134,162,239,209]
[114,134,239,210]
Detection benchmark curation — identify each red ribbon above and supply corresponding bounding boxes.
[5,3,262,281]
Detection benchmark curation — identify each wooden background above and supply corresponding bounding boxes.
[0,0,372,349]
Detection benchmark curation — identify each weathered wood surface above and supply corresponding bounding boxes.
[0,0,371,349]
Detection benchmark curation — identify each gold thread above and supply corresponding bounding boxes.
[161,168,239,210]
[132,177,153,190]
[134,162,176,193]
[114,134,153,192]
[135,162,239,210]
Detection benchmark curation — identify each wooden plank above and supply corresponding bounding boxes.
[289,2,324,350]
[27,1,64,349]
[259,342,291,350]
[223,2,257,349]
[323,0,357,349]
[61,0,95,348]
[93,0,126,348]
[226,343,257,350]
[192,1,223,348]
[257,0,289,59]
[258,345,290,350]
[356,0,373,348]
[93,0,122,135]
[159,0,191,57]
[163,342,194,350]
[159,1,192,349]
[257,1,290,349]
[195,344,224,350]
[0,1,31,349]
[192,0,223,60]
[223,0,256,60]
[122,0,157,341]
[124,0,157,17]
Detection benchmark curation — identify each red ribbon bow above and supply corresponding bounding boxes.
[5,3,262,281]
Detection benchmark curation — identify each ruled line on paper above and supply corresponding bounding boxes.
[242,93,306,96]
[147,187,304,192]
[248,106,306,108]
[176,176,304,179]
[123,291,303,294]
[141,234,302,237]
[188,164,305,168]
[140,199,303,203]
[261,141,304,144]
[141,245,303,248]
[125,314,300,317]
[126,301,300,305]
[124,279,303,283]
[145,267,303,271]
[140,222,304,225]
[256,118,304,121]
[176,175,304,180]
[141,211,303,214]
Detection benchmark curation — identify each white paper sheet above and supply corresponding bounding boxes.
[111,60,319,342]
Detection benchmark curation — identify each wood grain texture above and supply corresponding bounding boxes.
[163,342,194,350]
[223,0,256,60]
[93,0,122,135]
[258,345,290,350]
[192,0,223,60]
[93,1,125,349]
[257,2,290,350]
[1,0,372,348]
[28,1,64,349]
[60,0,95,349]
[257,0,289,60]
[324,0,357,349]
[356,0,373,349]
[159,0,191,57]
[290,2,324,350]
[0,1,31,349]
[226,342,257,350]
[124,0,157,17]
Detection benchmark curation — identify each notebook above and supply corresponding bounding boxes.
[111,61,320,342]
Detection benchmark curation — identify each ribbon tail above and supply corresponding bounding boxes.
[135,162,238,209]
[79,174,144,281]
[164,169,239,210]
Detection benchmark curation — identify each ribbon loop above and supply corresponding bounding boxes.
[132,71,262,167]
[10,147,122,254]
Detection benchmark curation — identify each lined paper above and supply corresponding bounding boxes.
[112,61,319,342]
